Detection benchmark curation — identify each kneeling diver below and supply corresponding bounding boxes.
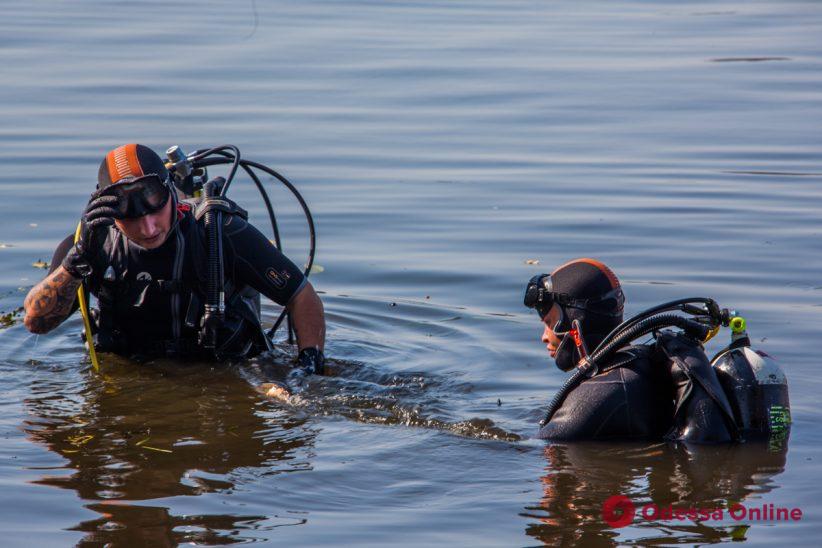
[23,144,325,390]
[523,258,791,444]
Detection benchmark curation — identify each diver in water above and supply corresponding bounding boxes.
[523,258,674,440]
[23,144,325,382]
[522,257,788,443]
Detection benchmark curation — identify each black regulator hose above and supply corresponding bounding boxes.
[193,157,316,276]
[199,150,284,249]
[540,313,711,426]
[189,153,317,341]
[199,152,291,339]
[200,177,226,349]
[590,297,718,357]
[189,145,242,194]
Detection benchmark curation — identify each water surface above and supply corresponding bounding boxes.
[1,0,821,545]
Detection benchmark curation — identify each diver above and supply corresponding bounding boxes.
[23,143,325,381]
[523,258,673,440]
[523,258,789,443]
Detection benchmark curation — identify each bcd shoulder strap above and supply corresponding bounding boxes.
[193,196,248,222]
[655,331,739,443]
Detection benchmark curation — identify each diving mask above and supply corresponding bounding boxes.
[102,173,171,219]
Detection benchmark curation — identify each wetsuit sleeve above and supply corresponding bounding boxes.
[49,234,75,274]
[222,216,307,306]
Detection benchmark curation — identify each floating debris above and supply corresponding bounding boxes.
[525,258,540,265]
[32,259,49,269]
[1,307,24,329]
[29,223,38,228]
[67,434,94,447]
[309,264,325,274]
[135,436,173,453]
[0,243,12,248]
[141,445,173,453]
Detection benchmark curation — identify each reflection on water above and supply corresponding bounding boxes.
[23,342,791,546]
[20,343,518,543]
[23,360,315,544]
[68,504,277,547]
[524,442,788,546]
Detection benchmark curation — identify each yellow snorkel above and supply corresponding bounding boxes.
[74,221,100,372]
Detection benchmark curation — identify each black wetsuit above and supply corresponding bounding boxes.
[537,346,674,441]
[50,204,305,359]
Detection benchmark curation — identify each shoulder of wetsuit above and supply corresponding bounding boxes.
[539,346,664,441]
[612,344,651,363]
[596,344,652,374]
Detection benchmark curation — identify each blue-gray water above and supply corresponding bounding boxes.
[1,0,821,545]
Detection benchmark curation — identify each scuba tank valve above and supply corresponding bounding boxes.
[166,145,208,197]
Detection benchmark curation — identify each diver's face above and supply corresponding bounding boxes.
[114,197,173,249]
[540,304,563,359]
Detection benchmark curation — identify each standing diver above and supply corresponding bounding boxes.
[23,144,325,388]
[523,258,791,443]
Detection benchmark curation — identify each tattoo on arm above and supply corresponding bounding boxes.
[23,267,82,334]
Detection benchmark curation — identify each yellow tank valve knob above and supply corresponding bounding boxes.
[730,316,746,334]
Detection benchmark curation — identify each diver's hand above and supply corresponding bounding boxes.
[260,381,292,401]
[297,347,325,375]
[62,190,119,279]
[259,348,324,402]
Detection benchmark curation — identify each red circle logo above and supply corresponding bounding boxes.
[602,495,636,528]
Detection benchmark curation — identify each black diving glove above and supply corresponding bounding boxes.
[62,190,119,279]
[297,347,325,375]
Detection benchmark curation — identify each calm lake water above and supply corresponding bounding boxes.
[1,0,821,545]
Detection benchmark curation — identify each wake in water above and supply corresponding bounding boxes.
[243,346,521,442]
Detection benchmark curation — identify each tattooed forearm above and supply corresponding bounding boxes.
[23,266,82,334]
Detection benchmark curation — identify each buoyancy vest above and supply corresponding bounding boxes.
[86,202,271,361]
[654,331,739,443]
[537,333,742,443]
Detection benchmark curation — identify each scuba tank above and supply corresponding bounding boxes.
[711,316,791,445]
